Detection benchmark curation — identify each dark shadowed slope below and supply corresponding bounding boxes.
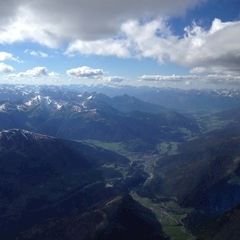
[18,195,169,240]
[199,204,240,240]
[0,129,130,239]
[141,124,240,236]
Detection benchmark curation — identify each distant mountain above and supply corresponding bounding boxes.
[0,91,199,145]
[95,93,166,114]
[1,85,240,114]
[78,86,240,113]
[133,88,240,113]
[54,85,240,113]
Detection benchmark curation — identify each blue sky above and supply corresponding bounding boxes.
[0,0,239,88]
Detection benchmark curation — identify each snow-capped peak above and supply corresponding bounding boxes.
[87,95,94,100]
[0,103,6,112]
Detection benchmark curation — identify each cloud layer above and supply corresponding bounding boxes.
[67,18,240,77]
[0,0,203,47]
[0,51,18,62]
[0,0,239,87]
[140,74,240,86]
[0,63,15,73]
[67,66,104,78]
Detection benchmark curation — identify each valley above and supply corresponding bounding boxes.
[0,85,240,240]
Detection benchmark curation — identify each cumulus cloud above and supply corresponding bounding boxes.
[24,49,49,58]
[105,76,126,83]
[12,67,57,78]
[0,0,203,47]
[66,66,125,83]
[66,39,130,58]
[0,51,19,62]
[0,52,14,61]
[175,19,240,72]
[66,66,104,78]
[0,7,61,48]
[67,17,240,84]
[0,63,15,73]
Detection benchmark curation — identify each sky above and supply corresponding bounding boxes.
[0,0,239,88]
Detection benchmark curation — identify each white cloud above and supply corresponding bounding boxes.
[24,49,49,58]
[140,74,195,82]
[66,66,104,78]
[66,39,130,58]
[0,63,15,73]
[176,19,240,72]
[0,52,13,61]
[0,7,61,48]
[105,76,126,83]
[140,74,240,86]
[0,51,19,62]
[0,0,203,47]
[0,1,239,87]
[126,18,240,75]
[67,18,240,81]
[19,67,48,77]
[66,66,126,84]
[12,67,56,78]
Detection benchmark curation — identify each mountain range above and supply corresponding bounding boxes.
[0,90,199,147]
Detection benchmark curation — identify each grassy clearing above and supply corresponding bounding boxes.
[156,142,179,156]
[84,139,195,240]
[131,192,195,240]
[82,139,141,162]
[197,115,233,132]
